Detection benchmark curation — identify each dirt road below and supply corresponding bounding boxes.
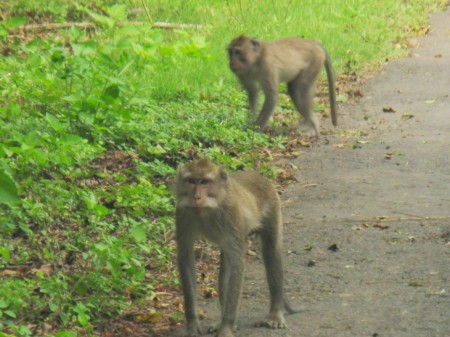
[283,6,450,335]
[193,5,450,337]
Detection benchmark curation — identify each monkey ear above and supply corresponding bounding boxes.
[176,164,186,181]
[167,177,177,194]
[250,38,260,51]
[219,168,229,182]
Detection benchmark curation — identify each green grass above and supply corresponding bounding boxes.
[144,0,447,99]
[0,0,448,336]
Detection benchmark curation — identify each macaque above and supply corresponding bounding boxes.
[175,159,296,337]
[227,35,337,136]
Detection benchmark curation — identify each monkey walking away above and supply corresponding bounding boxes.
[175,159,297,337]
[228,35,337,136]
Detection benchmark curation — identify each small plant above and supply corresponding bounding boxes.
[0,0,446,335]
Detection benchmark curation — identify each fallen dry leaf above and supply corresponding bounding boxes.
[407,37,420,48]
[383,106,396,113]
[203,288,218,299]
[303,183,317,188]
[401,113,414,120]
[31,264,53,276]
[373,223,390,230]
[303,244,313,251]
[135,312,162,323]
[327,244,339,252]
[307,260,316,267]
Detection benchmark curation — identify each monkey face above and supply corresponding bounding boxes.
[227,35,261,74]
[228,47,247,73]
[185,177,217,208]
[176,159,228,209]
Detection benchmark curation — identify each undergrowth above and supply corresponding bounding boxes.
[0,0,447,336]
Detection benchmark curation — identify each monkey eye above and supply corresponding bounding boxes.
[228,49,240,57]
[185,178,211,185]
[186,178,196,185]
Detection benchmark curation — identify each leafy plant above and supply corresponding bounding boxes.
[0,166,19,205]
[0,0,447,335]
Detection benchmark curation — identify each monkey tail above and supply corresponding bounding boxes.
[324,50,338,127]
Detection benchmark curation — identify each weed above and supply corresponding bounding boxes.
[0,0,447,335]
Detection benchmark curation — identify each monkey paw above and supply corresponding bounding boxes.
[255,311,287,329]
[215,325,235,337]
[298,119,320,137]
[208,323,237,336]
[181,322,203,337]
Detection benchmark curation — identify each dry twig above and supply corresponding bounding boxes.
[10,21,206,32]
[350,214,450,223]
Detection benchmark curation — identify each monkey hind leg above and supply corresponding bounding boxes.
[255,310,287,329]
[255,296,300,329]
[287,82,320,137]
[298,115,320,137]
[256,228,289,329]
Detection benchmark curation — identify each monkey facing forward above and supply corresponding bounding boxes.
[227,35,337,136]
[175,159,297,337]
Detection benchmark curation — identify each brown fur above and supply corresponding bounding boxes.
[228,35,337,135]
[175,159,296,337]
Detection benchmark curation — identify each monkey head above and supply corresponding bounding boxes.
[227,35,261,74]
[176,159,229,209]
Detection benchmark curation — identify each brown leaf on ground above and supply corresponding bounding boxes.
[382,106,396,113]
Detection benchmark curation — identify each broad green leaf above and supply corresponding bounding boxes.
[19,223,33,236]
[4,310,16,318]
[59,134,85,145]
[0,170,19,205]
[86,10,114,29]
[102,84,120,103]
[0,25,8,38]
[0,248,11,263]
[6,16,27,28]
[94,204,110,218]
[131,223,147,243]
[49,302,58,312]
[78,112,95,126]
[45,113,64,132]
[107,5,128,21]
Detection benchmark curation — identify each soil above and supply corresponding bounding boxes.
[192,6,450,337]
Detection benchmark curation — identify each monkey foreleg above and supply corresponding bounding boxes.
[256,87,278,130]
[215,325,235,337]
[215,248,245,337]
[183,321,203,337]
